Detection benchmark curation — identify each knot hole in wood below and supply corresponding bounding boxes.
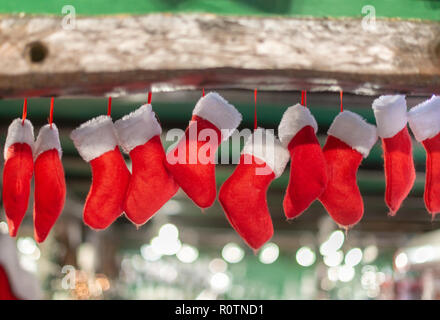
[26,41,48,64]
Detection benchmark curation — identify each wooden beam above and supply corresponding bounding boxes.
[1,13,440,97]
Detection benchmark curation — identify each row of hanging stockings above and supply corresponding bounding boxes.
[3,93,439,249]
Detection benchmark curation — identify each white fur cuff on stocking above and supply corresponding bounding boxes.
[193,92,242,141]
[114,104,162,154]
[372,95,407,139]
[408,95,440,142]
[34,124,62,159]
[4,119,34,160]
[70,115,119,162]
[327,111,378,158]
[242,128,290,178]
[278,104,318,147]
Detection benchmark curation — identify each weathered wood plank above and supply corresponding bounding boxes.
[0,13,439,97]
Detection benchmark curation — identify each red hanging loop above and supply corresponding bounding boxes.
[340,90,343,112]
[49,97,54,128]
[301,90,307,107]
[107,96,112,116]
[254,88,258,131]
[21,98,28,125]
[202,88,205,97]
[148,91,152,104]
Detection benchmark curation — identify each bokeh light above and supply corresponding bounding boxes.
[222,243,244,264]
[323,250,344,267]
[345,248,363,267]
[259,243,279,264]
[296,246,316,267]
[176,244,199,263]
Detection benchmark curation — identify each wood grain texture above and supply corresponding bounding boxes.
[0,13,440,97]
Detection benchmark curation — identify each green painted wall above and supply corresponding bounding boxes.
[0,0,439,21]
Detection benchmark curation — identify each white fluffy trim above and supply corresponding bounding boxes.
[278,103,318,147]
[4,118,34,160]
[408,95,440,142]
[327,111,378,158]
[193,92,242,141]
[70,115,118,162]
[0,234,42,299]
[241,128,290,178]
[34,123,62,159]
[372,95,407,138]
[114,104,162,154]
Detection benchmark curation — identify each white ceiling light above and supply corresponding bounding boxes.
[210,272,231,293]
[151,236,181,256]
[338,265,355,282]
[158,223,179,240]
[345,248,363,267]
[413,246,434,264]
[176,244,199,263]
[140,244,162,262]
[320,230,344,256]
[395,252,408,270]
[363,245,378,263]
[327,266,339,282]
[222,243,245,264]
[259,243,279,264]
[0,221,8,234]
[17,237,37,255]
[209,258,228,274]
[323,250,344,267]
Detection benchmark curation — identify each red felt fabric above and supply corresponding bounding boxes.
[33,149,66,243]
[283,126,328,219]
[382,127,416,215]
[125,135,179,226]
[2,143,34,237]
[165,115,222,208]
[318,136,364,228]
[0,265,19,300]
[422,131,440,217]
[84,146,130,229]
[219,154,275,250]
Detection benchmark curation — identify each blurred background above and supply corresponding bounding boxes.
[1,90,439,300]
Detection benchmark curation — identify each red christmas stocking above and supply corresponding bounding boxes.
[114,104,179,226]
[408,95,440,218]
[372,95,415,216]
[278,104,328,219]
[33,124,66,243]
[2,119,34,237]
[319,111,377,229]
[0,265,18,300]
[165,92,242,208]
[70,115,130,229]
[219,129,290,250]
